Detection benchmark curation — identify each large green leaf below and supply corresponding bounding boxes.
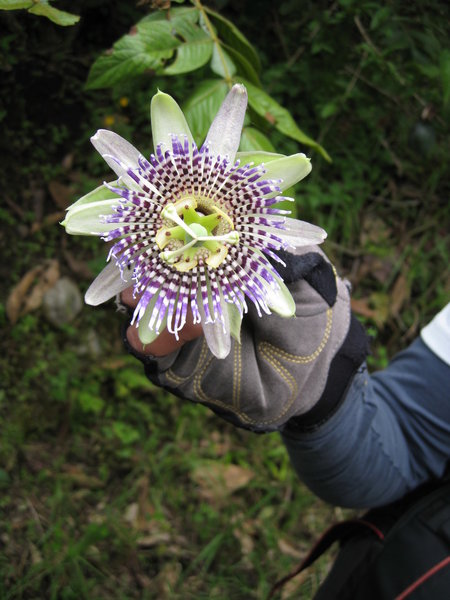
[0,0,79,24]
[220,43,261,86]
[86,7,212,89]
[139,5,194,25]
[86,25,175,89]
[239,127,276,153]
[161,17,213,75]
[440,48,450,108]
[183,79,229,144]
[0,0,32,9]
[242,80,331,162]
[204,7,261,74]
[210,44,236,79]
[28,1,79,25]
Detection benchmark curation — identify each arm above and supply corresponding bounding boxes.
[123,246,450,508]
[282,329,450,508]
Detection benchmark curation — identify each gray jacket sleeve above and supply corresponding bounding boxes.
[281,336,450,508]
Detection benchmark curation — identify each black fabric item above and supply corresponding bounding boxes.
[269,477,450,600]
[315,478,450,600]
[284,313,370,431]
[272,249,338,307]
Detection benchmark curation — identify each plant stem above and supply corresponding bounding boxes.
[192,0,233,86]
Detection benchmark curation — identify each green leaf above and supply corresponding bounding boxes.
[241,79,331,162]
[28,2,79,26]
[320,101,339,119]
[86,22,177,89]
[204,7,261,73]
[66,181,119,211]
[139,5,194,24]
[220,43,261,86]
[161,17,213,75]
[238,127,276,152]
[112,421,140,445]
[87,8,213,89]
[210,44,236,79]
[140,8,213,76]
[183,79,228,144]
[0,0,32,9]
[440,49,450,108]
[227,303,242,344]
[78,391,104,415]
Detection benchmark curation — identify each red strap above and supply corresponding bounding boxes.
[394,556,450,600]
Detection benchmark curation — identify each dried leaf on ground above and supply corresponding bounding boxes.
[191,461,254,502]
[6,260,60,324]
[280,570,311,599]
[30,211,65,234]
[231,515,257,556]
[351,254,395,287]
[390,271,410,318]
[359,214,392,246]
[62,246,94,279]
[61,464,104,489]
[351,292,390,328]
[278,538,304,560]
[48,181,74,209]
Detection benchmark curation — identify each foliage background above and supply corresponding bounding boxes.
[0,0,449,598]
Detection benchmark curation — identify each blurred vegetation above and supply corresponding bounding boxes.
[0,0,449,598]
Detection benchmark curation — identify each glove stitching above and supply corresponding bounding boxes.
[232,342,242,409]
[189,308,333,427]
[259,308,333,364]
[191,340,297,426]
[165,370,189,386]
[165,339,209,386]
[257,353,298,422]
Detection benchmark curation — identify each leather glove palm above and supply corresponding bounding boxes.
[124,246,369,432]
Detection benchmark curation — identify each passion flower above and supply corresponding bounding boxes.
[63,84,326,358]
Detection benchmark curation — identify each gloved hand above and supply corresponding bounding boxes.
[122,246,369,433]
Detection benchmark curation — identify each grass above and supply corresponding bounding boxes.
[1,317,340,599]
[1,0,449,598]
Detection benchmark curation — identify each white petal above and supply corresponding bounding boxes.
[264,276,296,317]
[203,83,247,163]
[236,151,284,164]
[202,318,231,359]
[248,217,327,248]
[137,303,163,345]
[91,130,142,190]
[281,217,327,246]
[85,261,132,306]
[198,286,231,359]
[63,199,121,235]
[262,154,312,191]
[227,302,243,344]
[151,91,194,153]
[67,180,119,211]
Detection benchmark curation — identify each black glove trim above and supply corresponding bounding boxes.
[271,249,338,307]
[283,313,370,432]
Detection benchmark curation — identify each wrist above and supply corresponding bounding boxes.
[283,312,370,433]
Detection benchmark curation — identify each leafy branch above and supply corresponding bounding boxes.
[85,0,330,161]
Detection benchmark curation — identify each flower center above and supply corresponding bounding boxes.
[155,198,238,272]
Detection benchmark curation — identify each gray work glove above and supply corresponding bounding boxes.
[124,246,369,433]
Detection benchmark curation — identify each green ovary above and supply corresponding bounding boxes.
[155,200,237,272]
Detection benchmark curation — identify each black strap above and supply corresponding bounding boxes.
[267,519,384,599]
